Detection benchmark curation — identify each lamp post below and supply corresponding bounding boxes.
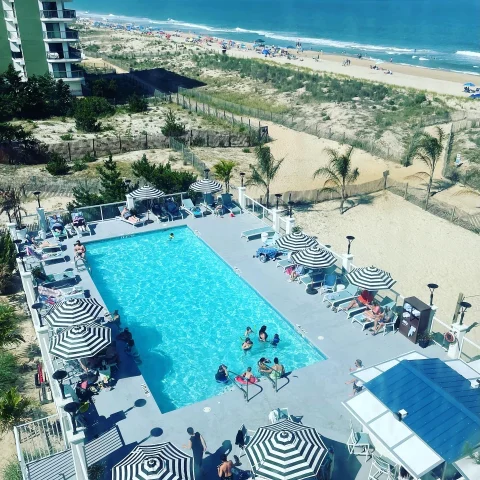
[240,172,245,187]
[204,168,210,179]
[275,193,282,210]
[427,283,438,306]
[52,370,67,399]
[16,251,26,271]
[458,301,471,326]
[33,191,41,208]
[288,201,294,218]
[64,401,80,435]
[31,302,44,328]
[346,235,355,255]
[14,239,23,253]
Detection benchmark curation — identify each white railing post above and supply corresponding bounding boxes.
[447,322,470,359]
[272,208,281,233]
[37,207,48,235]
[20,267,35,308]
[6,222,17,240]
[285,217,295,234]
[238,186,246,210]
[67,430,88,480]
[342,253,354,273]
[126,194,135,210]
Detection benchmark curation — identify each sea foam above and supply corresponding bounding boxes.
[456,51,480,58]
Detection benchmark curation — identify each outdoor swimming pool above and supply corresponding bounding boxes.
[87,227,325,412]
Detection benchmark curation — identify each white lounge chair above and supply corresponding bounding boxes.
[298,271,325,291]
[323,283,358,310]
[181,198,205,218]
[276,258,294,270]
[38,285,85,302]
[117,206,145,227]
[240,226,275,241]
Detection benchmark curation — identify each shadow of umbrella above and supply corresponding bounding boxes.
[124,398,147,415]
[138,427,164,445]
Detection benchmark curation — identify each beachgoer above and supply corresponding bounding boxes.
[74,240,86,259]
[288,264,305,282]
[116,328,132,342]
[169,233,174,240]
[269,357,285,383]
[121,207,140,223]
[242,367,254,381]
[183,427,207,469]
[244,326,254,337]
[271,333,280,347]
[259,325,268,342]
[345,359,364,395]
[364,301,382,320]
[106,309,121,324]
[218,454,233,479]
[371,307,394,336]
[258,357,272,375]
[242,337,253,351]
[73,213,87,231]
[214,205,224,217]
[215,364,228,383]
[345,290,374,310]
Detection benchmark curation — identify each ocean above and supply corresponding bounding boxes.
[75,0,480,75]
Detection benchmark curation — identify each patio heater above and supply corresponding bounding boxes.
[458,301,471,326]
[52,370,68,399]
[346,235,355,254]
[33,191,41,208]
[288,201,294,217]
[31,302,44,328]
[240,172,245,187]
[64,401,80,435]
[124,179,131,193]
[204,168,210,179]
[16,251,26,271]
[275,194,282,210]
[427,283,438,306]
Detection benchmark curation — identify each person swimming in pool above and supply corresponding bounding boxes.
[259,325,268,342]
[169,233,174,240]
[242,337,253,351]
[244,326,254,337]
[258,357,272,375]
[215,364,228,383]
[271,333,280,347]
[242,367,254,381]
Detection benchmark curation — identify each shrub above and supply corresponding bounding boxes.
[0,302,25,349]
[74,96,114,133]
[74,107,101,133]
[72,158,87,172]
[242,148,251,153]
[46,152,70,176]
[161,109,185,137]
[60,133,73,141]
[0,351,19,393]
[127,93,148,113]
[2,458,22,480]
[0,387,32,433]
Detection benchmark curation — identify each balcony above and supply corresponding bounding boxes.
[52,69,84,79]
[3,10,16,21]
[8,31,21,43]
[47,49,82,61]
[43,30,79,41]
[40,9,76,20]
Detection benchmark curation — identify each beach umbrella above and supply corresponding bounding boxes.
[346,266,396,291]
[262,49,270,55]
[189,178,222,194]
[291,246,336,270]
[255,38,265,44]
[246,419,328,480]
[464,82,475,87]
[44,298,105,329]
[50,324,111,360]
[470,93,480,99]
[112,442,194,480]
[275,232,318,252]
[129,185,165,200]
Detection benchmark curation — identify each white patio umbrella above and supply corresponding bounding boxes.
[112,442,194,480]
[245,419,328,480]
[189,178,222,194]
[44,298,105,329]
[275,232,318,252]
[128,185,165,222]
[291,246,336,269]
[345,266,396,291]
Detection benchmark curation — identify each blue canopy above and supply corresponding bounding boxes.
[262,49,270,55]
[470,93,480,99]
[464,82,475,87]
[366,358,480,464]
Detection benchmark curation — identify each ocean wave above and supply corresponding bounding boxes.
[419,57,429,61]
[456,51,480,58]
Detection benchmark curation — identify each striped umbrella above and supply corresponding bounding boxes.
[112,442,194,480]
[50,324,111,360]
[189,178,222,194]
[44,298,105,329]
[346,266,396,291]
[129,185,165,200]
[246,419,327,480]
[291,246,336,269]
[275,232,318,252]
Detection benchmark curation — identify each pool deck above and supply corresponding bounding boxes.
[41,213,447,479]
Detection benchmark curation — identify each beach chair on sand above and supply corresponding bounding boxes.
[323,283,358,310]
[221,193,241,215]
[117,207,145,227]
[181,198,205,218]
[240,226,275,241]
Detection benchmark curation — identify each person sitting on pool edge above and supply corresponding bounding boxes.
[258,357,272,375]
[269,357,285,382]
[271,334,280,347]
[242,337,253,351]
[215,364,229,383]
[74,240,86,259]
[259,325,268,342]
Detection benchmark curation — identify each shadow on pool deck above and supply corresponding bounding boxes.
[40,214,447,479]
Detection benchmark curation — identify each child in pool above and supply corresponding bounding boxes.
[272,334,280,347]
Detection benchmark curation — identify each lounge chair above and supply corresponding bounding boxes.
[72,212,90,236]
[40,268,76,285]
[240,226,275,241]
[323,283,358,310]
[48,215,69,240]
[38,285,85,305]
[202,193,217,213]
[25,245,66,265]
[276,258,294,271]
[380,313,398,335]
[117,206,145,227]
[165,198,183,220]
[151,203,169,222]
[319,273,337,295]
[350,299,396,329]
[298,271,325,291]
[221,193,241,215]
[339,291,380,318]
[181,198,205,218]
[263,233,280,246]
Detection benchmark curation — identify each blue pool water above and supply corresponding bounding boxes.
[87,227,325,412]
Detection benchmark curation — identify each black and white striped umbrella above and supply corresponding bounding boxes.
[275,232,318,252]
[189,178,222,194]
[346,266,396,291]
[112,442,194,480]
[291,246,336,270]
[246,419,327,480]
[129,185,165,200]
[44,298,105,329]
[50,324,111,360]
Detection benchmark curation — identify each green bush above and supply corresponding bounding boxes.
[161,109,185,137]
[2,458,22,480]
[127,93,148,113]
[0,351,19,394]
[60,133,73,141]
[242,148,251,153]
[74,96,114,133]
[46,152,70,176]
[72,158,87,172]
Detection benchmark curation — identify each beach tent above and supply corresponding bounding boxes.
[262,49,270,55]
[470,93,480,99]
[464,82,475,87]
[255,38,265,44]
[343,355,480,479]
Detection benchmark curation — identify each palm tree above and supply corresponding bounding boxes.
[313,146,359,214]
[212,159,236,193]
[0,387,31,433]
[0,303,25,348]
[411,126,445,210]
[247,145,284,207]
